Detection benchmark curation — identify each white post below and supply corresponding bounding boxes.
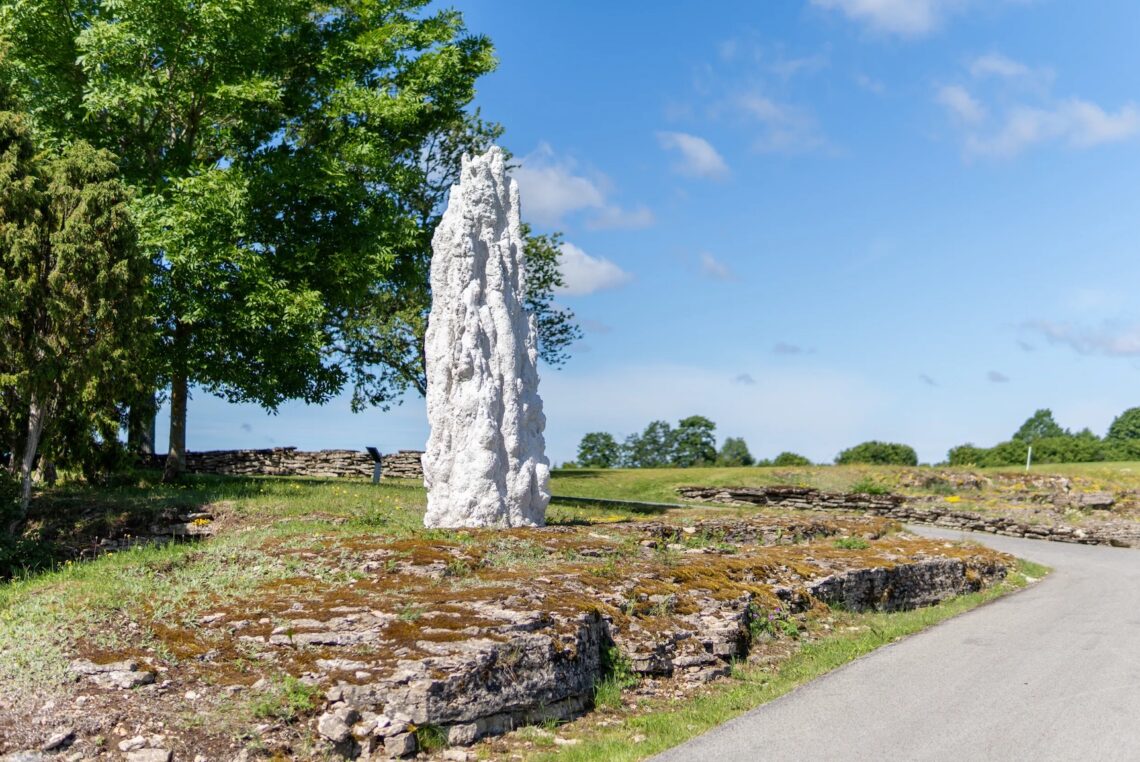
[1026,445,1033,472]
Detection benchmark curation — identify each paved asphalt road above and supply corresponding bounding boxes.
[653,527,1140,762]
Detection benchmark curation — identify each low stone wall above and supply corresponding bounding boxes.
[677,486,1140,548]
[141,447,424,480]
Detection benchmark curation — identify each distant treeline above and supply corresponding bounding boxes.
[573,417,817,469]
[571,407,1140,470]
[946,407,1140,467]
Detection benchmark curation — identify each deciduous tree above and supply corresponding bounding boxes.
[576,432,621,469]
[672,415,717,467]
[716,437,754,467]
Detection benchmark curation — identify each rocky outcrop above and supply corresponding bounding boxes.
[141,516,1003,755]
[677,486,1140,547]
[422,147,550,528]
[140,448,424,480]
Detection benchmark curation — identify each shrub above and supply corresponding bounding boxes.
[849,477,890,495]
[835,441,917,466]
[717,437,754,467]
[772,451,812,466]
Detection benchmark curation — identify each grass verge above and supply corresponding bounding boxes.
[528,558,1048,762]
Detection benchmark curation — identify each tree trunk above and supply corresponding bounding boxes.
[18,395,47,517]
[163,372,188,483]
[127,392,157,455]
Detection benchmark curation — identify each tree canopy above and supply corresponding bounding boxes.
[1,1,579,478]
[717,437,754,467]
[0,96,149,513]
[1107,407,1140,442]
[672,415,717,467]
[835,441,918,466]
[576,432,621,469]
[1012,409,1066,443]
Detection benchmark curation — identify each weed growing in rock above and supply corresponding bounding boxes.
[414,723,448,752]
[850,478,890,496]
[594,646,638,710]
[484,537,547,568]
[833,536,870,550]
[748,604,798,640]
[397,604,426,622]
[250,675,319,722]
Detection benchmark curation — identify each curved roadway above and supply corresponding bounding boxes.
[653,527,1140,761]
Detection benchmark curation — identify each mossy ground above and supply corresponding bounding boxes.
[0,467,1048,759]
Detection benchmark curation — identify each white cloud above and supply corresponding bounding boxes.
[736,94,829,154]
[938,54,1140,158]
[657,131,730,180]
[936,84,986,124]
[969,52,1032,80]
[514,143,653,229]
[855,73,887,95]
[586,205,656,230]
[556,242,633,296]
[1026,320,1140,357]
[698,251,735,280]
[964,99,1140,157]
[811,0,960,37]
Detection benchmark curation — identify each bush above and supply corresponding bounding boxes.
[835,441,917,466]
[947,443,988,467]
[0,470,17,519]
[772,451,812,466]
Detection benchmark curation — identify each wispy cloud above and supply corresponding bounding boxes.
[657,131,730,179]
[969,52,1033,80]
[855,73,887,95]
[987,370,1010,383]
[733,373,757,385]
[1016,339,1036,352]
[514,143,653,229]
[736,93,830,154]
[966,100,1140,157]
[1026,320,1140,357]
[811,0,964,38]
[699,251,735,281]
[919,374,939,387]
[936,84,986,125]
[579,318,613,335]
[556,242,633,296]
[936,55,1140,158]
[773,341,812,356]
[586,205,656,230]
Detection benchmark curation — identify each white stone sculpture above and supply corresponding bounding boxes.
[422,146,551,528]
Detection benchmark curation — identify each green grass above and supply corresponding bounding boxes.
[530,561,1046,762]
[250,674,321,722]
[550,465,917,505]
[0,474,429,691]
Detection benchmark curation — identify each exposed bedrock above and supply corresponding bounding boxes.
[422,146,550,528]
[677,486,1140,547]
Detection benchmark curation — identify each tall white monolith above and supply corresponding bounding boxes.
[422,147,551,527]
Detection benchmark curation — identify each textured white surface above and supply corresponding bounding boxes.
[422,147,551,527]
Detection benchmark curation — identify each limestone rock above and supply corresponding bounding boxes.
[124,751,171,762]
[422,146,551,527]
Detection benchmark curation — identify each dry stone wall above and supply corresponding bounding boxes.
[677,486,1140,548]
[141,448,424,480]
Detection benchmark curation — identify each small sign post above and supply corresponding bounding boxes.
[1026,445,1033,472]
[366,447,383,484]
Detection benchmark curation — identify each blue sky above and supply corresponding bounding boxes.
[163,0,1140,465]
